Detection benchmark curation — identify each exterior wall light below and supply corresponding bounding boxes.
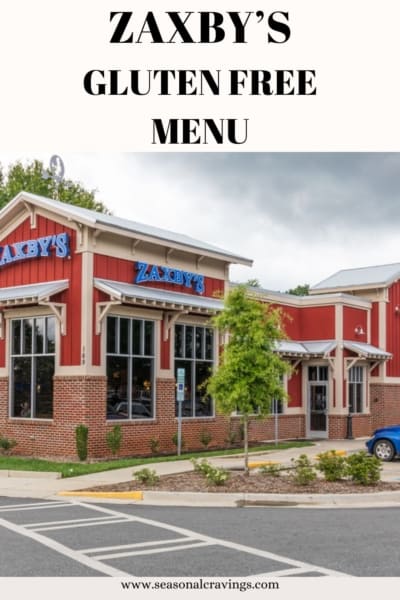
[354,326,365,336]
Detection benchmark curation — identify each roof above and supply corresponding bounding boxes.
[275,340,336,357]
[94,278,223,314]
[276,339,390,360]
[311,263,400,292]
[0,280,69,305]
[343,341,392,359]
[3,192,252,267]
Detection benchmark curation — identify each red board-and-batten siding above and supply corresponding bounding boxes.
[269,304,335,410]
[343,306,368,341]
[92,254,225,369]
[0,216,81,367]
[386,280,400,377]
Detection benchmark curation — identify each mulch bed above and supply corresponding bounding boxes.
[82,470,400,495]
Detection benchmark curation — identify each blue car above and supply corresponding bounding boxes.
[366,425,400,461]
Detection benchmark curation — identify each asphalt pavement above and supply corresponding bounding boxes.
[1,438,400,508]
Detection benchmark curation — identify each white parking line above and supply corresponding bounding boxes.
[0,502,72,513]
[76,501,353,577]
[96,540,211,561]
[0,517,133,577]
[82,537,195,554]
[0,501,68,511]
[24,515,126,528]
[250,567,320,577]
[33,517,131,532]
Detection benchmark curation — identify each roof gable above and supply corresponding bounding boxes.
[1,192,252,267]
[311,262,400,293]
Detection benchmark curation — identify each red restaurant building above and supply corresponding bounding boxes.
[0,192,399,458]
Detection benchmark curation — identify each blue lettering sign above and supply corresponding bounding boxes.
[0,233,71,268]
[135,262,205,295]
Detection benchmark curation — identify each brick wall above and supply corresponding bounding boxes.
[370,384,400,431]
[4,377,400,459]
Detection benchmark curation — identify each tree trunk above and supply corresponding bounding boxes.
[243,415,249,476]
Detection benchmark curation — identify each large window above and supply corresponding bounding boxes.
[11,317,55,419]
[174,324,214,417]
[348,366,364,413]
[106,316,155,420]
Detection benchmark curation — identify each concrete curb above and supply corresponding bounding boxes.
[55,488,400,508]
[59,490,143,500]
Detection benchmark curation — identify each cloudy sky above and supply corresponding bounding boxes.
[1,152,399,292]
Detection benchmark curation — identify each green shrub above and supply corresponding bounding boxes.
[191,458,230,486]
[149,437,160,454]
[291,454,317,485]
[205,466,230,486]
[0,436,17,455]
[346,451,382,485]
[260,463,282,477]
[191,458,213,476]
[172,432,185,450]
[316,450,347,482]
[199,429,212,448]
[133,468,160,485]
[75,425,88,461]
[106,425,122,456]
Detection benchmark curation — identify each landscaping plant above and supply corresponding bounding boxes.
[75,424,89,461]
[191,458,230,486]
[106,425,122,456]
[172,432,185,450]
[291,454,317,485]
[199,429,212,449]
[0,436,17,455]
[133,468,160,485]
[260,463,282,477]
[205,466,230,486]
[316,450,347,482]
[346,451,382,485]
[149,437,160,454]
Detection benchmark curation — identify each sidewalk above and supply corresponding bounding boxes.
[1,438,400,507]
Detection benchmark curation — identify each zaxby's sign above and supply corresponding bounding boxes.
[135,261,205,294]
[0,232,70,267]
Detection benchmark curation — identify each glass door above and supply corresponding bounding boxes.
[307,366,328,438]
[308,383,328,436]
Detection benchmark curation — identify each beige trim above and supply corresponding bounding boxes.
[250,290,371,309]
[334,304,343,412]
[81,250,93,369]
[284,406,304,415]
[92,237,228,279]
[105,305,163,320]
[0,210,37,240]
[379,300,387,377]
[367,309,371,344]
[310,284,390,296]
[176,314,213,326]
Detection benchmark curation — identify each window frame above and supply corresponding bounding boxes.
[106,315,156,421]
[348,365,365,414]
[9,315,56,420]
[174,323,215,419]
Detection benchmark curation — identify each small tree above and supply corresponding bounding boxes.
[207,286,291,475]
[0,159,108,213]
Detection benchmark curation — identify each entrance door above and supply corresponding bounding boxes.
[308,383,328,438]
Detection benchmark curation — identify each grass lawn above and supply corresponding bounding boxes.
[0,441,313,478]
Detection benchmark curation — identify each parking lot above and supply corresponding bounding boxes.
[0,497,352,577]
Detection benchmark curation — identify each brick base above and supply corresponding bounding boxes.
[3,377,400,459]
